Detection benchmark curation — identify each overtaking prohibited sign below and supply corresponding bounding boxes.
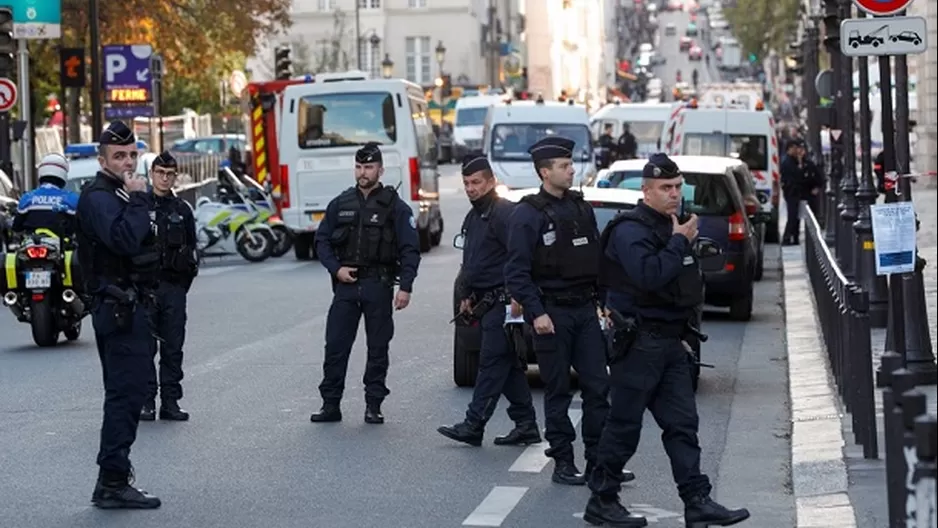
[852,0,914,16]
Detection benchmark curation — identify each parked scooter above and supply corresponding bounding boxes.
[217,165,293,258]
[193,181,275,263]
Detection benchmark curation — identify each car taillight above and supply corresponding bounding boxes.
[728,212,747,241]
[745,201,758,216]
[278,165,291,209]
[26,246,48,259]
[409,157,420,201]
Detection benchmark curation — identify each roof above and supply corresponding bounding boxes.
[489,102,589,123]
[500,186,643,206]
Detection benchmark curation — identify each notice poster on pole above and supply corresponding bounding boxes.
[870,202,917,275]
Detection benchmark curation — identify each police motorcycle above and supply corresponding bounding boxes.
[193,171,275,262]
[217,163,293,258]
[1,228,87,347]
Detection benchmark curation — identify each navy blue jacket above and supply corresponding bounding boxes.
[605,202,693,322]
[152,191,199,288]
[13,183,79,237]
[459,191,513,292]
[315,185,421,292]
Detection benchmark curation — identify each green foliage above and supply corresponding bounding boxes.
[724,0,801,62]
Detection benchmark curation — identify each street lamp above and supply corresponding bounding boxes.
[381,54,394,78]
[435,40,447,67]
[368,33,381,76]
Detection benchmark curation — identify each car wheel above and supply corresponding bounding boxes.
[852,41,859,48]
[753,243,765,281]
[729,283,754,321]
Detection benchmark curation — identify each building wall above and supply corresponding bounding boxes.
[247,0,488,85]
[912,0,936,179]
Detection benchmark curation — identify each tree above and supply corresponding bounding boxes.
[312,10,353,73]
[723,0,801,63]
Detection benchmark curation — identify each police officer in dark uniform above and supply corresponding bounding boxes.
[141,152,198,422]
[310,142,421,424]
[504,136,626,486]
[77,121,161,509]
[437,153,540,447]
[584,153,749,527]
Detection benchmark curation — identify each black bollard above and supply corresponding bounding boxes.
[885,369,916,526]
[821,0,843,248]
[903,256,937,386]
[913,415,937,526]
[836,0,858,278]
[900,390,927,526]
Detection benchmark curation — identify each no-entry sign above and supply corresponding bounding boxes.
[0,77,17,112]
[853,0,913,16]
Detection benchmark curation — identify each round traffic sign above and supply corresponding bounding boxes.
[229,70,248,98]
[852,0,912,16]
[0,78,17,113]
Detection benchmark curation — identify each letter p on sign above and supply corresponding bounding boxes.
[105,54,127,83]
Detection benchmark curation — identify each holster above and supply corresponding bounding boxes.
[103,284,137,332]
[454,288,507,326]
[605,309,639,365]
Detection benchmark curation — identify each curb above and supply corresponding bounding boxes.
[780,242,858,528]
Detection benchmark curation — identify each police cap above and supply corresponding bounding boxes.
[151,151,178,169]
[643,153,682,179]
[528,136,575,163]
[99,120,136,146]
[355,142,383,164]
[461,151,491,176]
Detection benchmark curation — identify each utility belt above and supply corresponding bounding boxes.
[450,287,507,325]
[605,311,709,366]
[540,287,596,307]
[96,280,160,339]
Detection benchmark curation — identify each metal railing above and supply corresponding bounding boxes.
[803,203,879,459]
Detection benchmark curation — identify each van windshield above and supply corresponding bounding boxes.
[455,107,488,127]
[297,92,397,149]
[490,123,592,162]
[627,121,665,142]
[682,133,769,171]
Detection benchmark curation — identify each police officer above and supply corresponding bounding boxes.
[13,153,79,238]
[437,153,540,447]
[584,153,749,526]
[311,142,421,424]
[141,152,198,422]
[504,136,624,486]
[77,121,161,509]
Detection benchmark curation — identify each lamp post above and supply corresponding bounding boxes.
[369,33,381,76]
[435,40,447,73]
[381,54,394,79]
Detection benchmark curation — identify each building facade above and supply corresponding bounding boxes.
[911,0,936,179]
[247,0,494,86]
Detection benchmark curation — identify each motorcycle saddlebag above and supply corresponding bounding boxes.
[61,249,84,293]
[1,251,15,294]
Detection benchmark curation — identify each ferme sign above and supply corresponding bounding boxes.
[106,87,150,103]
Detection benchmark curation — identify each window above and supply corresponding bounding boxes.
[405,36,432,85]
[317,0,335,10]
[489,123,592,162]
[590,119,617,140]
[626,121,664,142]
[455,107,488,128]
[588,203,636,232]
[408,0,427,7]
[357,0,380,8]
[409,96,438,171]
[358,39,381,78]
[296,92,397,149]
[681,133,769,171]
[682,172,740,216]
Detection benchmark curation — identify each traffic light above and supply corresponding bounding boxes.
[0,6,14,75]
[274,45,292,80]
[786,55,804,75]
[822,0,840,51]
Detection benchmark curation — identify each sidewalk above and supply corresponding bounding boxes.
[780,186,938,527]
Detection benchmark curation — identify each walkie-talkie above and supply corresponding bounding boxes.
[677,196,692,223]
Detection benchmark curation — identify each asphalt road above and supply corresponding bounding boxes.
[651,7,719,95]
[0,165,795,527]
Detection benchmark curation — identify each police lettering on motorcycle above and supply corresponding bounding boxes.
[141,151,198,422]
[76,120,162,509]
[310,142,421,425]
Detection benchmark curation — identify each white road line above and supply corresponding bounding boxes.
[197,266,240,277]
[461,486,528,527]
[508,408,583,473]
[257,261,314,273]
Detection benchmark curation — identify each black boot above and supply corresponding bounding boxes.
[91,470,161,509]
[310,403,342,423]
[493,421,541,446]
[159,400,189,421]
[583,494,647,527]
[437,421,484,446]
[140,401,156,422]
[364,403,384,424]
[684,494,750,527]
[552,459,586,486]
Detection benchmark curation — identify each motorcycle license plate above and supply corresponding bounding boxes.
[25,271,52,289]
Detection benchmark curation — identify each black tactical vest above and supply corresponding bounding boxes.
[156,198,196,276]
[597,207,704,309]
[329,186,399,268]
[522,191,600,286]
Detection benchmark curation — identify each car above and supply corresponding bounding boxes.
[665,22,677,35]
[595,156,766,321]
[667,0,682,11]
[64,153,157,193]
[451,184,708,391]
[689,46,703,60]
[890,31,921,45]
[686,23,698,37]
[680,37,693,51]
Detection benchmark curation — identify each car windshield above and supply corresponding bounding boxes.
[297,92,397,149]
[605,170,738,216]
[489,123,592,162]
[682,133,769,171]
[456,107,488,127]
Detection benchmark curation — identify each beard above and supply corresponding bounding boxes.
[357,177,378,189]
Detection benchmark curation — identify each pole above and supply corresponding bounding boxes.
[89,0,102,135]
[878,54,897,203]
[804,24,821,179]
[822,0,843,248]
[155,78,163,152]
[354,0,362,70]
[16,39,31,191]
[488,0,498,87]
[836,0,857,278]
[0,111,10,186]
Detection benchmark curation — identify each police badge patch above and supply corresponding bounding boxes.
[408,215,416,229]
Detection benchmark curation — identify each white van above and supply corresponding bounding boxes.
[590,101,678,158]
[277,73,445,257]
[482,100,595,191]
[452,95,504,161]
[660,100,782,240]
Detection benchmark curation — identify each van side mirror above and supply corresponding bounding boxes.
[453,233,465,250]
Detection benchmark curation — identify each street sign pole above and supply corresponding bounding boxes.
[89,0,102,134]
[822,0,845,252]
[837,0,859,280]
[16,37,30,190]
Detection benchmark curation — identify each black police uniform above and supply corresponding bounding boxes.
[584,153,749,527]
[780,140,807,245]
[504,136,612,486]
[76,121,161,509]
[310,143,421,424]
[141,152,198,422]
[437,153,540,447]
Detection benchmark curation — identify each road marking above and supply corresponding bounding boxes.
[197,265,240,277]
[574,504,684,523]
[462,486,528,527]
[257,261,314,273]
[509,408,582,473]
